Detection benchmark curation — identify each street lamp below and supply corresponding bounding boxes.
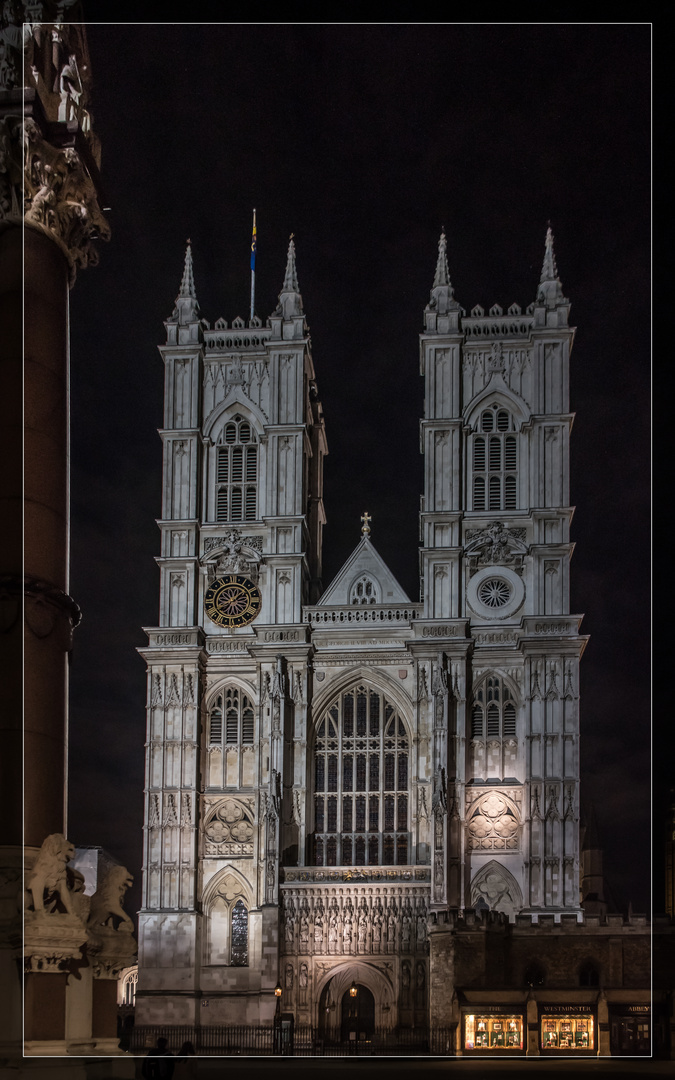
[273,981,283,1054]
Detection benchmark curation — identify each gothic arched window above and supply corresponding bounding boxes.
[204,879,249,966]
[231,899,249,966]
[208,688,254,745]
[216,415,258,522]
[471,673,517,740]
[349,575,380,605]
[472,405,517,511]
[312,685,409,867]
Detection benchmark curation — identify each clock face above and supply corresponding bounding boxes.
[204,575,262,628]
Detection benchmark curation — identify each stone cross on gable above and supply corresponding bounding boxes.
[361,511,372,535]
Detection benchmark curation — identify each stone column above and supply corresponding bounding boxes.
[0,8,110,1058]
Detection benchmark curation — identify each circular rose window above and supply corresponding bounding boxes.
[477,577,512,608]
[467,565,525,619]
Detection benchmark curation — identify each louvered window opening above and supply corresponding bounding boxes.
[313,686,409,867]
[216,415,258,522]
[471,675,517,739]
[472,407,517,511]
[208,687,254,745]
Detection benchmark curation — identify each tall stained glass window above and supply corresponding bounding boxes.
[313,686,409,866]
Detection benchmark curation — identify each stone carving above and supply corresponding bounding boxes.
[204,798,254,855]
[88,866,134,933]
[292,671,304,705]
[166,673,180,705]
[416,902,427,944]
[531,661,543,699]
[164,794,178,826]
[471,865,518,915]
[466,789,521,851]
[545,662,560,700]
[386,900,397,944]
[372,900,383,946]
[401,960,411,1006]
[401,902,413,950]
[299,900,310,947]
[148,793,160,826]
[212,528,262,577]
[313,898,324,945]
[418,786,429,821]
[299,962,308,989]
[342,900,353,947]
[417,664,429,703]
[21,118,111,279]
[25,833,76,916]
[285,962,293,989]
[464,521,527,573]
[151,674,162,705]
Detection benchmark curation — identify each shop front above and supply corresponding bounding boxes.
[609,1004,650,1055]
[539,1004,595,1054]
[462,1005,525,1053]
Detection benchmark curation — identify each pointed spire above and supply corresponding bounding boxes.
[276,233,304,322]
[536,225,565,307]
[425,229,460,328]
[179,239,196,299]
[283,234,299,293]
[170,240,200,325]
[433,230,451,288]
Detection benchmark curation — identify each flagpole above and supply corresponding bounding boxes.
[250,208,256,321]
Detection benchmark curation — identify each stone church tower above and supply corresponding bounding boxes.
[136,230,586,1034]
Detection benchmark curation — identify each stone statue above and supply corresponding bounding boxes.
[372,903,383,946]
[88,865,134,932]
[401,905,412,949]
[299,903,310,945]
[299,962,308,989]
[387,901,397,943]
[343,903,353,945]
[25,833,76,916]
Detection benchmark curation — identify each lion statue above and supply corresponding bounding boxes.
[25,832,76,915]
[88,865,134,933]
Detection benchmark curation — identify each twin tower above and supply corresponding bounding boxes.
[136,230,586,1030]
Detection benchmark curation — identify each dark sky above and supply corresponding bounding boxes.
[66,23,652,924]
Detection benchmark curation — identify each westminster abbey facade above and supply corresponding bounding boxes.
[135,229,588,1034]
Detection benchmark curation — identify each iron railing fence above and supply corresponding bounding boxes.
[131,1024,456,1056]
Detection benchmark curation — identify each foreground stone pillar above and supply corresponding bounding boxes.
[0,6,110,1059]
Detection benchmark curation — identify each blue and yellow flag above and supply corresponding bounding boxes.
[250,210,257,272]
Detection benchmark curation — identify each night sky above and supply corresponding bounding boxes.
[65,24,652,925]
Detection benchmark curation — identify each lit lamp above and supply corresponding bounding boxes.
[274,981,283,1015]
[349,981,358,998]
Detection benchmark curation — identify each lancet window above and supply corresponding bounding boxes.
[472,405,517,511]
[312,685,409,867]
[349,575,380,605]
[204,878,249,966]
[216,415,258,522]
[208,687,255,745]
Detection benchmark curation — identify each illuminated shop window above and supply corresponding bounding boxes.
[464,1014,523,1050]
[541,1015,594,1050]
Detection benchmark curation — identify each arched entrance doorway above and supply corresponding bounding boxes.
[340,984,375,1044]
